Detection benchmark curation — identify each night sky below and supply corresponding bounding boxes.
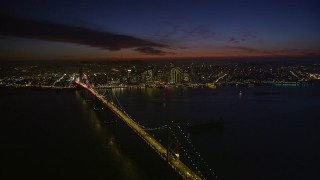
[1,0,319,61]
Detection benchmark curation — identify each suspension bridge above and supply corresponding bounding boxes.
[75,70,218,180]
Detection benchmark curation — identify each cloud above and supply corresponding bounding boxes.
[224,45,255,52]
[135,47,172,55]
[243,32,257,39]
[228,37,240,44]
[228,32,258,44]
[224,46,320,56]
[182,25,217,40]
[150,22,218,43]
[224,46,273,56]
[0,16,171,55]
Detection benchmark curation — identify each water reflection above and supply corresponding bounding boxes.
[75,90,139,179]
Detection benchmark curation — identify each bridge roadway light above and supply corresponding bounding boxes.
[175,153,180,159]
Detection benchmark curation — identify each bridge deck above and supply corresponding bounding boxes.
[76,81,201,180]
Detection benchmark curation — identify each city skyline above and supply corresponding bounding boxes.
[1,0,320,61]
[1,1,320,178]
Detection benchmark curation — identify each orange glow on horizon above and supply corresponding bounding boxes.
[1,45,319,61]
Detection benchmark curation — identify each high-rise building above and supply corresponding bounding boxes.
[190,62,195,82]
[182,72,190,82]
[170,67,181,84]
[141,69,153,83]
[79,66,83,82]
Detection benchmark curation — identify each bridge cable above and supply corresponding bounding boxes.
[168,126,205,178]
[96,86,167,131]
[174,124,218,179]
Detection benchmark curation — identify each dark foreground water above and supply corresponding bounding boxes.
[1,86,320,180]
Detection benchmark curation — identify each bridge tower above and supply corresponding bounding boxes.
[79,65,83,83]
[167,121,180,162]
